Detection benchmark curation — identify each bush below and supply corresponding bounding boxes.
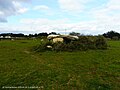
[79,36,96,50]
[95,36,107,49]
[112,36,119,40]
[33,36,107,52]
[33,40,53,52]
[52,41,85,51]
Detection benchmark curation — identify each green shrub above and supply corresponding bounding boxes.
[52,40,86,51]
[33,36,107,52]
[52,42,65,51]
[33,40,53,52]
[95,36,107,49]
[78,36,96,50]
[112,36,119,40]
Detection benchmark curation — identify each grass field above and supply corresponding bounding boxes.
[0,40,120,90]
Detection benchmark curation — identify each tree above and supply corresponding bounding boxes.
[103,30,120,39]
[69,32,80,36]
[38,32,48,37]
[0,33,25,37]
[49,32,58,35]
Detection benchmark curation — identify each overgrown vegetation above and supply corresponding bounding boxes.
[33,36,107,52]
[33,40,53,52]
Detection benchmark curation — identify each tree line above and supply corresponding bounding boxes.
[0,32,59,38]
[0,31,120,39]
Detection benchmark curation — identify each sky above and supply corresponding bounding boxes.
[0,0,120,35]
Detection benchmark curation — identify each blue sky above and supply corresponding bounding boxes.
[0,0,120,35]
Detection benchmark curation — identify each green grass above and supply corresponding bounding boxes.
[0,40,120,90]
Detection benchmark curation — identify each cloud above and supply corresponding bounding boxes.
[58,0,90,13]
[0,18,70,34]
[107,0,120,10]
[1,17,120,35]
[33,5,50,11]
[83,0,120,34]
[20,18,69,25]
[0,18,106,35]
[13,0,30,2]
[33,5,54,16]
[0,17,7,22]
[0,0,29,23]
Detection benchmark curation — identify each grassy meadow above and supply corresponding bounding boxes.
[0,39,120,90]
